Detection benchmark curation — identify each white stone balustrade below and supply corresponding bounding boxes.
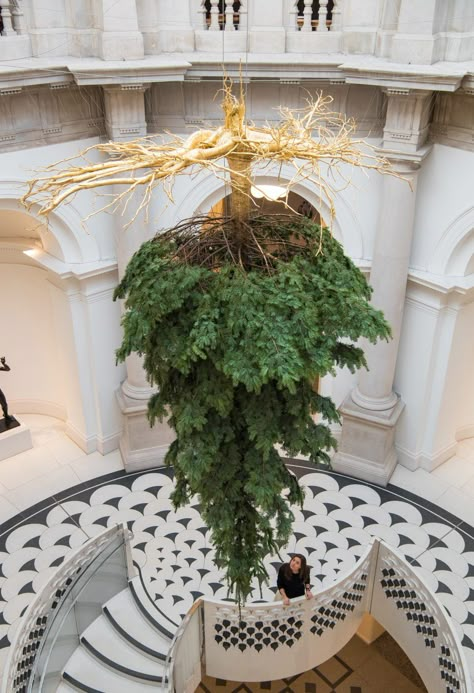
[200,540,472,692]
[287,0,342,52]
[0,0,31,59]
[0,0,471,64]
[200,0,245,32]
[196,0,248,51]
[1,525,132,693]
[0,1,15,36]
[291,0,339,32]
[10,0,25,34]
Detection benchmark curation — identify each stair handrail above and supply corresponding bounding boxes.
[198,539,473,693]
[1,523,132,693]
[164,596,204,692]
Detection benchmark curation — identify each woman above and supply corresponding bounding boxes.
[276,554,313,606]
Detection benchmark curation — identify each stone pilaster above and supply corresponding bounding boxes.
[248,0,285,53]
[98,0,144,61]
[332,90,432,486]
[153,1,194,53]
[390,0,444,64]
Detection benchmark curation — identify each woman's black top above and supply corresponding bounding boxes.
[277,563,310,599]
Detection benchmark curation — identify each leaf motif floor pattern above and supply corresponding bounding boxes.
[0,463,474,678]
[198,633,426,692]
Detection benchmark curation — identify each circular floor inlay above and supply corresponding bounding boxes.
[1,466,474,673]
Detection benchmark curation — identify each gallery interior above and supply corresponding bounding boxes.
[0,1,473,691]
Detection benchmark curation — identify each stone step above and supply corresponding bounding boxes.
[80,613,167,680]
[129,575,180,641]
[62,647,162,692]
[54,683,78,693]
[104,587,171,661]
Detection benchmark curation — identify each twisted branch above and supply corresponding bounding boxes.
[22,82,401,225]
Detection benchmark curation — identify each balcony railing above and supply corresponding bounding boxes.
[200,1,340,33]
[0,1,26,36]
[292,0,340,32]
[201,0,247,32]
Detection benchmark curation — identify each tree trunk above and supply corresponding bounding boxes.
[227,153,252,224]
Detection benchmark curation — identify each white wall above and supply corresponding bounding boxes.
[411,145,474,273]
[0,263,66,418]
[437,300,474,446]
[0,138,126,452]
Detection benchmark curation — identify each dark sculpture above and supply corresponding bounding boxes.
[0,357,13,427]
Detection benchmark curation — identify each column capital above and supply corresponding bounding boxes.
[382,88,433,154]
[103,84,150,140]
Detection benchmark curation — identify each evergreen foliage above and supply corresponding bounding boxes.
[114,215,390,603]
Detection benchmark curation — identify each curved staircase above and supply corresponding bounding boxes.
[58,576,178,692]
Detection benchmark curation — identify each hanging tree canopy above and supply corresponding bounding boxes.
[22,79,397,603]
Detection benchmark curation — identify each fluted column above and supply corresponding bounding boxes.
[114,204,176,471]
[351,159,420,413]
[333,90,432,486]
[103,86,175,471]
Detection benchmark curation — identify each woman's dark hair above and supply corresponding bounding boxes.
[283,553,308,582]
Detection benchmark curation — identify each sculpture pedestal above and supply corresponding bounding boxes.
[0,418,33,461]
[332,394,404,486]
[116,389,175,473]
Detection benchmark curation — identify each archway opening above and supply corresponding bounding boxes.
[0,208,72,423]
[207,189,326,225]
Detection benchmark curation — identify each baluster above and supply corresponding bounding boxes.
[317,0,329,31]
[208,0,220,31]
[200,0,208,30]
[0,2,17,36]
[11,0,26,35]
[238,0,247,32]
[289,0,298,31]
[302,0,312,32]
[330,0,342,30]
[225,0,233,31]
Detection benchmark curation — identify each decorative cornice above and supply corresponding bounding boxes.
[374,143,432,169]
[342,61,465,93]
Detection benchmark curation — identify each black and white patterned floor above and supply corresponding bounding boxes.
[1,461,474,677]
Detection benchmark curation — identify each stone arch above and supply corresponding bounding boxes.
[160,164,365,259]
[0,182,121,453]
[428,205,474,276]
[0,180,102,264]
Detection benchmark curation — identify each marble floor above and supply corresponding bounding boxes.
[199,633,427,692]
[1,414,474,684]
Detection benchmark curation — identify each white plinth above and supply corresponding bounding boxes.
[116,389,175,473]
[332,393,405,486]
[0,422,33,461]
